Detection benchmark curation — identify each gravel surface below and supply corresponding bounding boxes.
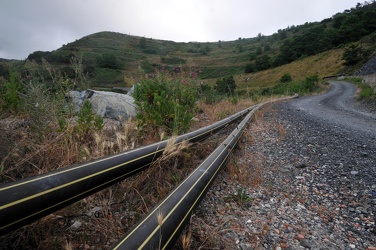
[195,81,376,250]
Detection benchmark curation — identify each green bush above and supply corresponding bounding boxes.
[1,72,21,112]
[161,57,186,64]
[134,71,198,134]
[215,76,237,95]
[244,63,255,73]
[359,85,374,99]
[280,73,292,83]
[358,83,376,100]
[200,85,224,104]
[345,78,376,100]
[74,100,104,135]
[97,53,122,70]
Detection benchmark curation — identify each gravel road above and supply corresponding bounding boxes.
[196,81,376,250]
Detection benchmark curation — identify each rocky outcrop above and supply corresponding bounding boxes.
[67,90,137,121]
[355,52,376,76]
[355,53,376,90]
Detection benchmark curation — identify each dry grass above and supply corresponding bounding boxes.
[236,48,346,92]
[0,95,286,249]
[191,97,256,130]
[184,104,292,249]
[182,216,234,249]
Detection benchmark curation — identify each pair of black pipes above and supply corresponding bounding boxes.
[112,104,262,249]
[0,105,255,236]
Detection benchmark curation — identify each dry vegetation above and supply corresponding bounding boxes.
[0,95,263,249]
[179,105,289,249]
[235,48,345,92]
[0,44,343,249]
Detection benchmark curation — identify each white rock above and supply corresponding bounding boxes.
[68,90,137,121]
[297,204,306,210]
[69,221,82,231]
[87,206,103,217]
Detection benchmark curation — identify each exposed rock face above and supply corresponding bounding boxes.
[126,84,136,96]
[356,52,376,76]
[355,53,376,90]
[68,90,137,121]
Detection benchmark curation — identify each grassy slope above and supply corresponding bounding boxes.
[236,48,346,93]
[52,32,268,86]
[55,31,346,90]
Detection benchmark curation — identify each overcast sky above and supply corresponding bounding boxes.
[0,0,362,60]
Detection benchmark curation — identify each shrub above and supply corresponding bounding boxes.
[358,83,376,100]
[215,76,237,95]
[200,85,224,104]
[97,53,122,70]
[302,74,320,92]
[280,73,292,83]
[134,71,198,135]
[74,100,104,135]
[254,55,271,71]
[244,63,255,73]
[1,72,21,112]
[342,44,363,66]
[344,78,376,100]
[161,57,186,64]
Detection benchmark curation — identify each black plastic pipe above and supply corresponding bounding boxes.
[112,104,262,249]
[0,105,255,236]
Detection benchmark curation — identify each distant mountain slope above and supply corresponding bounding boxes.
[14,1,376,87]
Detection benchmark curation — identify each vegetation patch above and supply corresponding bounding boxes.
[345,77,376,100]
[223,188,254,207]
[134,69,198,135]
[160,57,186,64]
[255,74,320,97]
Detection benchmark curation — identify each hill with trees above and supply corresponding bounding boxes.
[1,1,376,90]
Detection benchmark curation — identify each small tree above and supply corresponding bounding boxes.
[215,76,237,95]
[280,73,292,83]
[254,55,271,71]
[342,44,363,66]
[245,63,255,73]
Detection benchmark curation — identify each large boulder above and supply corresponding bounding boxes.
[67,90,137,121]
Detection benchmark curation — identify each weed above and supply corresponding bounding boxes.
[134,69,198,135]
[74,100,104,136]
[223,188,254,206]
[230,94,239,104]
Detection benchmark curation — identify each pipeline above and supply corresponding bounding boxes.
[0,105,255,236]
[112,95,298,249]
[112,104,262,249]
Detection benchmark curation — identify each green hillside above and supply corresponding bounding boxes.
[2,1,376,90]
[25,32,261,86]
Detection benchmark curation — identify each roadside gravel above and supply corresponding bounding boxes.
[194,83,376,250]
